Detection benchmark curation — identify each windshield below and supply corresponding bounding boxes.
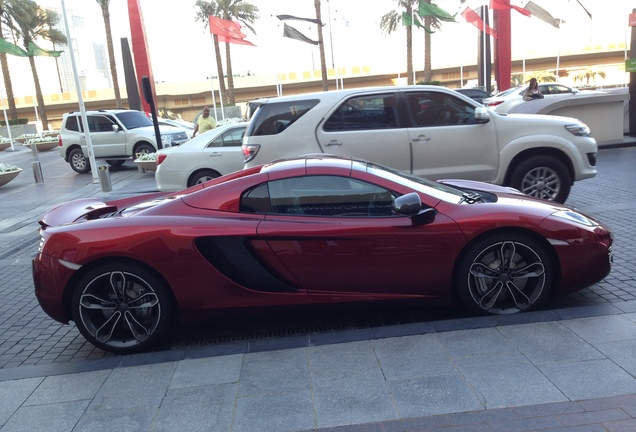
[115,111,153,130]
[363,162,465,204]
[495,86,523,97]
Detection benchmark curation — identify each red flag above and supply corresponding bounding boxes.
[490,0,531,17]
[461,7,498,38]
[218,35,256,46]
[209,15,246,38]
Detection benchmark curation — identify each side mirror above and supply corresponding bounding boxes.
[474,106,490,124]
[112,124,120,132]
[392,192,436,224]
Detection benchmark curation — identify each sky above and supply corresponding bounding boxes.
[5,0,635,96]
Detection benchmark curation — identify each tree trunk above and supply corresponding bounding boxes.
[314,0,328,91]
[28,55,48,130]
[225,42,235,105]
[0,52,18,120]
[102,6,122,108]
[212,34,228,106]
[0,16,18,120]
[424,14,432,82]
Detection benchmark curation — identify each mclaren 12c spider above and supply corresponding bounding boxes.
[32,156,613,353]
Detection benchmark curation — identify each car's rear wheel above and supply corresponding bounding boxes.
[456,233,553,315]
[69,148,90,173]
[188,169,220,187]
[71,262,173,354]
[510,155,571,203]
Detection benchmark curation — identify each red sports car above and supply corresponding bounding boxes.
[32,156,612,353]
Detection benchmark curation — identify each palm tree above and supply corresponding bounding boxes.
[96,0,122,108]
[573,67,606,86]
[0,0,18,120]
[3,0,66,130]
[195,0,258,105]
[421,0,463,82]
[380,0,415,85]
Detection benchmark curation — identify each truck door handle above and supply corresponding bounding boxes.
[324,140,343,147]
[412,135,431,143]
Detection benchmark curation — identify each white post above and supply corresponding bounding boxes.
[60,0,99,183]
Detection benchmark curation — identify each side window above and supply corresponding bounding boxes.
[94,115,116,132]
[209,127,246,148]
[64,115,79,132]
[324,94,397,131]
[407,92,476,127]
[247,99,319,136]
[240,183,272,213]
[269,176,396,217]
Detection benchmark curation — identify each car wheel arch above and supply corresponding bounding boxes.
[188,168,221,187]
[504,147,575,187]
[62,256,178,324]
[450,227,560,307]
[133,141,156,155]
[65,143,82,160]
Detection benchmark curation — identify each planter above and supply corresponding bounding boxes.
[134,159,157,172]
[0,141,11,151]
[0,168,22,187]
[23,141,58,151]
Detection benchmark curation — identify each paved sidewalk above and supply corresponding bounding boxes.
[0,142,635,431]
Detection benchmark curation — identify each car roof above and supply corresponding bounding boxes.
[249,85,459,104]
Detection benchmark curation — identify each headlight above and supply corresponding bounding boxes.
[565,123,590,137]
[551,210,597,227]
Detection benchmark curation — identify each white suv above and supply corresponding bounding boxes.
[58,109,189,173]
[242,86,598,202]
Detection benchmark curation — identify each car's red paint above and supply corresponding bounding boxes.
[32,156,612,352]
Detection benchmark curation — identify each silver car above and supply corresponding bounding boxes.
[155,122,247,192]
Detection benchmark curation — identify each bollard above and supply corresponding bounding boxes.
[32,161,44,183]
[31,142,38,157]
[98,165,112,192]
[136,153,146,173]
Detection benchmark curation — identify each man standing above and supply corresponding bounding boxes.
[192,106,217,137]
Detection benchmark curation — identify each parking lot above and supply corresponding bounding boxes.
[0,142,635,371]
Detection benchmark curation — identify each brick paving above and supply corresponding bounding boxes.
[0,143,635,372]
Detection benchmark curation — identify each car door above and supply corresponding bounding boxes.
[81,114,126,157]
[248,175,462,298]
[203,126,246,173]
[404,90,499,182]
[314,93,412,173]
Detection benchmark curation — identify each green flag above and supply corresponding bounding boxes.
[27,42,62,57]
[0,38,28,57]
[402,12,434,33]
[419,0,457,22]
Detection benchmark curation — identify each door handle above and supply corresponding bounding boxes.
[412,135,431,143]
[324,140,343,147]
[208,152,222,157]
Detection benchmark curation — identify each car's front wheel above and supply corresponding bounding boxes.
[69,148,90,173]
[188,169,220,187]
[134,143,155,157]
[456,233,553,315]
[71,262,174,354]
[509,155,571,203]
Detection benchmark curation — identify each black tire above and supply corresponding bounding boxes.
[106,160,126,167]
[509,155,571,203]
[456,233,553,315]
[71,262,174,354]
[134,143,155,157]
[69,147,90,173]
[188,169,220,187]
